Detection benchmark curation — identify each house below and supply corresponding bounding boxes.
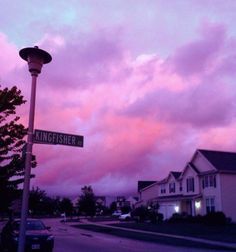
[137,149,236,222]
[125,196,138,209]
[136,182,159,208]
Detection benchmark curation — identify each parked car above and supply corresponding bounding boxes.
[1,218,54,252]
[119,212,131,221]
[112,210,122,217]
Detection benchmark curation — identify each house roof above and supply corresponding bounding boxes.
[138,181,156,192]
[188,162,200,173]
[199,149,236,172]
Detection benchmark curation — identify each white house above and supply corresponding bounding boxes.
[137,149,236,222]
[136,182,159,208]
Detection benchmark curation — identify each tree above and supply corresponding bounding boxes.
[110,201,117,213]
[77,186,96,217]
[29,187,47,216]
[0,86,35,213]
[59,197,74,217]
[29,187,61,216]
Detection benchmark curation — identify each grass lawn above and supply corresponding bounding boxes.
[111,221,236,243]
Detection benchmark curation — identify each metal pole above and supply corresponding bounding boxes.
[18,72,38,252]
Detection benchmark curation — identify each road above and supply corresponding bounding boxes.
[42,218,231,252]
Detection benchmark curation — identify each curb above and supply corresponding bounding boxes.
[74,221,236,250]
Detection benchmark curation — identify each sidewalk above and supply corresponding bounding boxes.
[74,219,236,250]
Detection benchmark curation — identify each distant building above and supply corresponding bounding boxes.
[136,149,236,222]
[138,181,156,192]
[125,196,138,209]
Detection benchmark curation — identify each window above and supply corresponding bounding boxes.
[202,175,216,189]
[169,182,175,193]
[179,182,182,192]
[186,177,194,192]
[206,197,215,213]
[160,184,166,194]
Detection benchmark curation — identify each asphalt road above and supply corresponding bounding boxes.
[42,218,232,252]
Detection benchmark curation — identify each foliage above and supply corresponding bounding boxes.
[77,185,96,217]
[168,213,187,223]
[29,187,74,217]
[203,211,228,226]
[0,86,28,213]
[29,187,57,216]
[131,206,149,222]
[59,197,74,216]
[131,204,163,223]
[168,211,229,226]
[110,201,117,213]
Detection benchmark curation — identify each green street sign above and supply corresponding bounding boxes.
[34,129,84,147]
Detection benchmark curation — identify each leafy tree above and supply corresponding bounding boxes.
[77,186,96,217]
[110,201,117,213]
[0,86,29,213]
[29,187,47,215]
[131,206,149,222]
[29,187,62,216]
[59,197,74,216]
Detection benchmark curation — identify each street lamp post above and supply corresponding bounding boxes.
[18,46,52,252]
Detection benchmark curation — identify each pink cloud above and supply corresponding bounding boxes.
[169,23,226,76]
[39,28,127,91]
[0,33,22,77]
[29,23,236,196]
[2,16,236,198]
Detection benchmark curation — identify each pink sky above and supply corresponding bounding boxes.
[1,0,236,197]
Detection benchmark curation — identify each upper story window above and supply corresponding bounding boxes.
[179,182,183,192]
[202,175,216,189]
[169,182,175,193]
[160,184,166,194]
[186,177,194,192]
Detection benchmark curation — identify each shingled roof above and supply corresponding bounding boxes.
[199,149,236,172]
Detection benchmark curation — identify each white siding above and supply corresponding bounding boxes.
[140,183,159,204]
[192,152,215,172]
[165,175,180,196]
[220,174,236,222]
[182,166,200,195]
[200,174,222,215]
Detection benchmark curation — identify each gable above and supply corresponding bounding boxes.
[165,172,181,183]
[181,163,199,179]
[191,150,216,173]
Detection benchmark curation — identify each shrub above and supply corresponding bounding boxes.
[156,213,164,223]
[168,213,183,223]
[204,211,227,226]
[148,210,158,224]
[131,206,149,222]
[168,212,198,223]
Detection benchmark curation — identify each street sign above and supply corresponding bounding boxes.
[33,129,84,147]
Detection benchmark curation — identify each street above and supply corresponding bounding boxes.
[43,219,231,252]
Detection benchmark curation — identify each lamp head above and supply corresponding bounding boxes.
[19,46,52,74]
